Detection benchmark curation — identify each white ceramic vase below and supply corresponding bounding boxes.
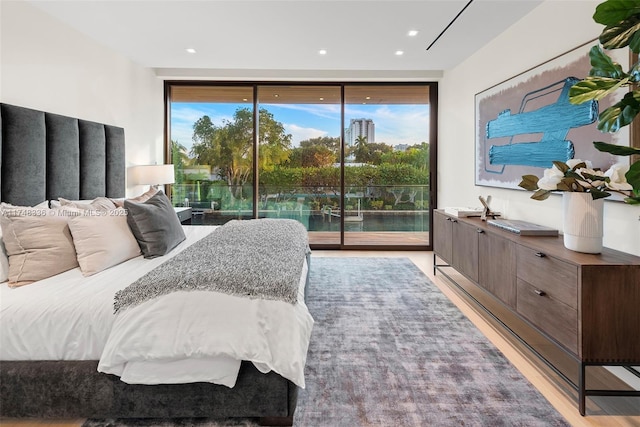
[562,192,604,254]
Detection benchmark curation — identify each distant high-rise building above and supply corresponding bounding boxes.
[345,118,375,148]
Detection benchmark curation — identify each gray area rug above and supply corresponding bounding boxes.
[84,257,569,427]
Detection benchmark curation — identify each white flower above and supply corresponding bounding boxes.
[537,165,564,190]
[605,162,633,191]
[522,158,634,200]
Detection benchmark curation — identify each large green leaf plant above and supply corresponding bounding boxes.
[569,0,640,204]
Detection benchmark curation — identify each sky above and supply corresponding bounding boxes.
[171,102,430,154]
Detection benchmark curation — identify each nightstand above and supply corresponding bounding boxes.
[174,207,192,224]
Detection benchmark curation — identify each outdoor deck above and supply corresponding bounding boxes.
[189,209,429,247]
[309,231,429,246]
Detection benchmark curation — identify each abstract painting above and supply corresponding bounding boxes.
[475,41,631,190]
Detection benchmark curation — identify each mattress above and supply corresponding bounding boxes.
[0,225,312,387]
[0,226,217,360]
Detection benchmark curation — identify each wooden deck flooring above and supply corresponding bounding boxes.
[309,231,429,246]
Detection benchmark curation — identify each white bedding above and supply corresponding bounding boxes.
[0,225,313,388]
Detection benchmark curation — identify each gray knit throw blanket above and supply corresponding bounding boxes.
[114,218,310,314]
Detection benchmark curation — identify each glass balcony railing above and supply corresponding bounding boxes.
[171,183,429,233]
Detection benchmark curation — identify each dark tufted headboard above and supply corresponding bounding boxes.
[0,103,125,206]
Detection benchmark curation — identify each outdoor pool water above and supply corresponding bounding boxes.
[191,210,429,232]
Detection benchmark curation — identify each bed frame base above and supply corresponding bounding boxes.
[258,416,294,426]
[0,360,297,422]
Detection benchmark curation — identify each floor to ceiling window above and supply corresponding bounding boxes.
[256,85,342,246]
[166,82,436,249]
[343,84,430,247]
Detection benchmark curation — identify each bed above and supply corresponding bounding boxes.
[0,103,312,425]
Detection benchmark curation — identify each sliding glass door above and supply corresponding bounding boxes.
[256,85,342,245]
[166,82,435,249]
[343,85,430,247]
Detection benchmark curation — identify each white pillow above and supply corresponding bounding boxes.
[58,197,117,211]
[33,201,50,209]
[0,207,78,287]
[68,209,141,276]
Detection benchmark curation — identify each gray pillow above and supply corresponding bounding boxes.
[125,191,186,259]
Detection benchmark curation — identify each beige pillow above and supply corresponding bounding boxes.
[58,197,116,211]
[1,201,49,210]
[68,209,141,276]
[0,208,78,287]
[0,226,9,283]
[111,187,159,208]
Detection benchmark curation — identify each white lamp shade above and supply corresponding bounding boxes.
[129,164,175,186]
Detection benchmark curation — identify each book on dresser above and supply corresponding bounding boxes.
[443,206,485,217]
[487,219,558,236]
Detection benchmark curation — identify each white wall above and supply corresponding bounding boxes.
[439,0,640,256]
[0,0,164,197]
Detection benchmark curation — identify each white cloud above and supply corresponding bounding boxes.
[285,123,328,146]
[263,103,341,121]
[170,122,194,151]
[345,105,429,145]
[170,105,234,152]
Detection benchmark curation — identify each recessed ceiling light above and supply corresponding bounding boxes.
[408,30,419,37]
[365,96,371,100]
[318,49,327,55]
[395,50,404,56]
[242,98,248,102]
[186,48,196,54]
[319,97,324,101]
[274,94,279,98]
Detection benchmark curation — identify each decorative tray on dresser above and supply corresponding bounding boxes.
[433,210,640,415]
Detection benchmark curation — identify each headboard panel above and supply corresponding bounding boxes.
[0,103,125,206]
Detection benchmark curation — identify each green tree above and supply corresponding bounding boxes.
[354,135,369,163]
[256,109,292,171]
[380,143,429,170]
[288,145,336,168]
[191,108,292,200]
[299,136,340,152]
[170,140,189,184]
[170,140,190,204]
[364,142,394,165]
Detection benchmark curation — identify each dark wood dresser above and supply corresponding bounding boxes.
[433,209,640,415]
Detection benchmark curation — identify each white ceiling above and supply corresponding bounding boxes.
[27,0,542,75]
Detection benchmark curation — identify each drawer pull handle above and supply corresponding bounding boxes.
[535,252,546,258]
[451,219,458,223]
[534,289,546,297]
[446,217,452,222]
[476,229,484,234]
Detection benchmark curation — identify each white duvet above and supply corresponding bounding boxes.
[0,225,313,388]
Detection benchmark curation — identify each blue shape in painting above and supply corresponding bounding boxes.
[486,77,598,169]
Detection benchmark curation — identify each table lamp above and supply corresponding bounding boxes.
[129,164,175,189]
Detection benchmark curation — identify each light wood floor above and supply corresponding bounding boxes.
[2,251,639,427]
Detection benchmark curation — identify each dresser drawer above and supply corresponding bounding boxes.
[517,278,578,354]
[516,246,577,309]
